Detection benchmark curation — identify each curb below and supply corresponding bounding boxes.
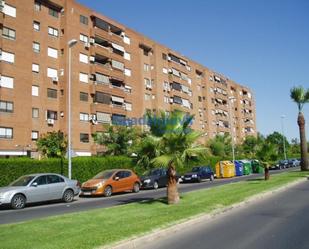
[99,177,307,249]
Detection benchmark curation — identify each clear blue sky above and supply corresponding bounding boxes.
[77,0,309,141]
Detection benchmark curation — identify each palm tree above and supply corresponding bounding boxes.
[148,110,207,204]
[290,86,309,171]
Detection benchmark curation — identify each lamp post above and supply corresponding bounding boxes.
[281,115,287,160]
[229,96,236,163]
[68,39,77,179]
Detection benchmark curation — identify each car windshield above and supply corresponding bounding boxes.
[192,167,201,172]
[10,175,36,186]
[144,169,161,176]
[93,170,115,179]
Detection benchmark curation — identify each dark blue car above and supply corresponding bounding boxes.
[182,166,214,183]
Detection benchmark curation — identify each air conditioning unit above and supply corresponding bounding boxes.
[52,77,58,83]
[89,38,95,45]
[89,56,95,63]
[169,98,173,103]
[47,119,54,125]
[84,43,90,49]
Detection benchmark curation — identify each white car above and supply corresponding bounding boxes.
[0,173,80,209]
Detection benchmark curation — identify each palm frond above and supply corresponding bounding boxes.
[151,154,174,168]
[290,86,305,111]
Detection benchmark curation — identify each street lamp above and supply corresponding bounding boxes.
[68,39,78,179]
[281,115,287,160]
[228,96,236,163]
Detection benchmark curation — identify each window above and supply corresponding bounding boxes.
[79,113,89,122]
[31,131,39,141]
[111,60,124,71]
[47,47,58,58]
[0,75,14,89]
[33,176,47,185]
[34,1,41,11]
[2,27,16,40]
[95,73,109,84]
[32,108,39,118]
[0,101,13,113]
[164,96,169,103]
[47,110,57,120]
[48,27,58,37]
[33,42,40,53]
[32,64,39,73]
[33,21,40,31]
[144,78,152,88]
[49,8,59,18]
[123,35,130,45]
[145,93,151,101]
[124,68,131,77]
[125,102,132,111]
[1,50,15,63]
[32,86,39,96]
[79,34,88,43]
[80,133,89,143]
[80,15,88,25]
[47,68,58,78]
[0,127,13,139]
[47,175,64,184]
[162,53,167,60]
[79,53,88,64]
[80,92,88,102]
[96,112,111,124]
[47,88,57,99]
[94,92,111,104]
[124,52,131,61]
[79,73,88,83]
[144,64,149,72]
[3,4,16,18]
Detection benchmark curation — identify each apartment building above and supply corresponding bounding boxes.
[0,0,256,157]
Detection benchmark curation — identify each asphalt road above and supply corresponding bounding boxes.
[138,175,309,249]
[0,167,297,225]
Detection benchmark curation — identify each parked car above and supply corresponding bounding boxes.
[0,173,80,209]
[288,158,300,167]
[270,160,288,170]
[182,166,215,183]
[80,169,141,197]
[140,168,169,189]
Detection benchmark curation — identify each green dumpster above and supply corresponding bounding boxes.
[251,160,264,173]
[240,160,252,175]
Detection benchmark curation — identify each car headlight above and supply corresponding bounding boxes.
[192,174,197,178]
[144,179,151,184]
[0,192,6,199]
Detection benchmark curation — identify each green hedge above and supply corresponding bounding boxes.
[0,156,134,187]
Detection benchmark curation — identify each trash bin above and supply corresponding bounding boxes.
[234,160,243,176]
[240,160,252,175]
[215,161,235,178]
[251,160,264,173]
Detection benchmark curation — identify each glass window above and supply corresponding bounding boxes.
[34,1,41,11]
[79,72,88,83]
[0,75,14,89]
[33,42,40,53]
[79,53,88,64]
[10,176,35,186]
[0,127,13,139]
[32,64,39,73]
[33,21,40,31]
[3,4,16,18]
[47,88,57,99]
[80,133,89,143]
[1,51,15,63]
[79,34,89,43]
[47,175,64,184]
[2,27,16,40]
[80,92,88,102]
[33,176,47,185]
[80,15,88,25]
[49,8,59,18]
[31,131,39,140]
[47,110,57,120]
[79,113,89,121]
[48,27,58,37]
[47,47,58,58]
[0,101,13,113]
[32,85,39,96]
[32,108,39,118]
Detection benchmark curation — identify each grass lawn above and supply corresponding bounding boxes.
[1,171,307,249]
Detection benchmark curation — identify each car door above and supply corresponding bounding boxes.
[47,175,66,200]
[122,171,134,191]
[205,167,212,179]
[159,170,168,187]
[112,171,126,192]
[26,175,50,203]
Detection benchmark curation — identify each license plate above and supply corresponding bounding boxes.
[82,192,91,196]
[185,178,191,180]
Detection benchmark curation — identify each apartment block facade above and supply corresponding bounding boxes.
[0,0,256,157]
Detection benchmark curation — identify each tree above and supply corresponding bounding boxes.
[147,110,207,204]
[265,132,290,158]
[207,134,232,157]
[93,125,141,156]
[290,86,309,170]
[36,131,67,174]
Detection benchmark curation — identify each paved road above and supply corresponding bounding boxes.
[139,177,309,249]
[0,168,297,225]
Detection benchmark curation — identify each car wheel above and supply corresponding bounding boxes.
[279,166,283,170]
[62,189,74,203]
[11,194,26,209]
[153,181,159,190]
[197,177,201,183]
[104,185,113,197]
[133,182,140,193]
[210,175,214,181]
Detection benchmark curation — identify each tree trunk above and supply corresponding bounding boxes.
[298,113,309,171]
[264,167,270,180]
[167,163,179,204]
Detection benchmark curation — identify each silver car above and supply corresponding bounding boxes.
[0,173,80,209]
